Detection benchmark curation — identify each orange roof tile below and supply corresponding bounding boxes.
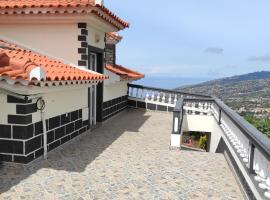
[106,32,123,44]
[0,40,108,87]
[105,64,144,81]
[0,1,129,30]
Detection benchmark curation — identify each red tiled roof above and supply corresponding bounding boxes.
[0,1,129,30]
[105,64,144,81]
[0,40,108,87]
[106,32,123,44]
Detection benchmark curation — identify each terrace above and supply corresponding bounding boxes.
[0,83,269,200]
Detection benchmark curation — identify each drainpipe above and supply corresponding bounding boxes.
[36,98,47,159]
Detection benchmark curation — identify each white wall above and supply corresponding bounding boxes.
[182,115,222,153]
[86,24,105,49]
[103,81,128,102]
[0,23,81,65]
[32,88,88,123]
[0,93,16,124]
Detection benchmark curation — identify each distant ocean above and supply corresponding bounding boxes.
[134,76,211,89]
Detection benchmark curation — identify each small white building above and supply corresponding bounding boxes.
[0,0,144,163]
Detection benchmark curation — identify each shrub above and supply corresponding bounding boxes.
[199,135,207,150]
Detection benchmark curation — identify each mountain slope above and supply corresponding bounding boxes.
[177,71,270,99]
[176,71,270,117]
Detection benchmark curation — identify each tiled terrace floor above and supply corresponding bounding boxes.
[0,109,244,200]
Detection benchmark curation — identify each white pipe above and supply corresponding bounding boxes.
[40,99,48,159]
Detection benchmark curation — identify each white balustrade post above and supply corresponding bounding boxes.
[157,92,160,102]
[192,102,196,115]
[151,91,155,101]
[146,91,149,100]
[174,94,177,105]
[168,94,172,104]
[162,93,165,103]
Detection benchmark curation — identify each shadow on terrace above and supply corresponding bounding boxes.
[0,109,150,194]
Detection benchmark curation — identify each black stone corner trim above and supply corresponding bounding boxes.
[78,35,87,42]
[78,60,87,66]
[7,95,32,104]
[81,54,88,60]
[16,103,37,114]
[0,125,12,138]
[81,29,88,36]
[78,48,87,54]
[81,42,88,48]
[14,153,34,164]
[78,23,87,29]
[8,114,32,125]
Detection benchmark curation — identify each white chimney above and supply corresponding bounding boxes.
[95,0,104,5]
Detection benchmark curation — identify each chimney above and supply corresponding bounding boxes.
[105,43,116,66]
[95,0,104,5]
[105,33,122,66]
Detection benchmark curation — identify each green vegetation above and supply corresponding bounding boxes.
[199,135,207,150]
[244,114,270,138]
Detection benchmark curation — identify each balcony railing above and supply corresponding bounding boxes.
[128,83,270,200]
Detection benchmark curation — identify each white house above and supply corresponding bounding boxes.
[0,0,143,163]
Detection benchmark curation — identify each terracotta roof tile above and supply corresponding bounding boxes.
[106,32,123,44]
[105,64,144,81]
[0,40,108,86]
[0,1,129,29]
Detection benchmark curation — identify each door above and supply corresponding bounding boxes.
[89,53,97,126]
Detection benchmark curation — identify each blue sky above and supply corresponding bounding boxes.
[106,0,270,81]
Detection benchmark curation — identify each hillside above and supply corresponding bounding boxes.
[176,71,270,118]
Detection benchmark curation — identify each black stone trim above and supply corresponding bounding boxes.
[55,126,65,140]
[48,140,61,152]
[1,108,87,164]
[47,130,55,144]
[71,110,79,121]
[78,35,87,41]
[78,48,87,54]
[71,131,79,139]
[81,42,88,48]
[168,107,174,112]
[14,153,34,164]
[34,148,44,159]
[7,95,32,104]
[0,154,12,162]
[78,60,87,66]
[34,121,43,136]
[81,29,88,35]
[13,124,33,139]
[66,122,75,135]
[49,116,60,130]
[61,135,70,144]
[81,54,88,60]
[103,95,128,121]
[75,119,82,130]
[16,103,37,114]
[78,23,87,29]
[0,125,11,138]
[8,114,32,125]
[157,105,167,112]
[128,100,137,108]
[25,135,42,155]
[0,140,23,154]
[61,113,71,125]
[147,103,156,110]
[137,101,146,109]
